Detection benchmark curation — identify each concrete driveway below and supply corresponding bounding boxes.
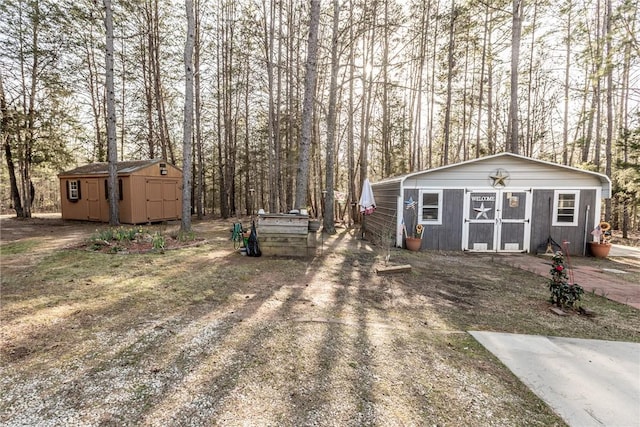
[470,331,640,427]
[609,243,640,258]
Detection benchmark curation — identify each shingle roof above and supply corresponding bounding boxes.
[59,160,166,176]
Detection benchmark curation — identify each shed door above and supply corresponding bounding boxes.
[86,179,101,221]
[463,190,530,252]
[146,180,164,221]
[146,179,179,221]
[498,191,530,252]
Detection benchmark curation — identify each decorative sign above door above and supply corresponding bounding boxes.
[489,169,510,188]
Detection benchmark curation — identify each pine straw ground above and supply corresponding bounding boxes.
[1,215,639,427]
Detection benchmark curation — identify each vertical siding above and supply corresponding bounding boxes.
[438,189,464,250]
[59,179,88,220]
[530,189,596,256]
[401,188,464,250]
[119,177,134,224]
[365,154,607,254]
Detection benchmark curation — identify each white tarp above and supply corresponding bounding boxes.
[358,178,376,215]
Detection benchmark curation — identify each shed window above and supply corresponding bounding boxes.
[67,180,81,201]
[104,179,124,200]
[418,190,442,225]
[552,190,580,226]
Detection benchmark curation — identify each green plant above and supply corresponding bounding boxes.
[152,232,166,252]
[176,230,195,242]
[548,251,584,309]
[93,228,115,242]
[114,227,141,241]
[92,227,141,243]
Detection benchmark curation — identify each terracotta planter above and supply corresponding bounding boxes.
[405,237,422,251]
[589,242,611,258]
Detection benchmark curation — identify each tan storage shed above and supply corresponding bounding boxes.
[58,160,182,224]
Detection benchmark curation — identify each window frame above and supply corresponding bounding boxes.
[67,180,80,201]
[552,190,580,227]
[418,189,443,225]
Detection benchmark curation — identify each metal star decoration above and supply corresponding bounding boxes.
[474,202,492,219]
[405,196,417,210]
[489,169,509,188]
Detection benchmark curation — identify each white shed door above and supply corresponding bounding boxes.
[463,190,530,252]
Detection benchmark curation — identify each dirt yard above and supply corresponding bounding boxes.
[1,214,639,426]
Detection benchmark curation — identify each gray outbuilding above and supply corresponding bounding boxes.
[364,153,611,256]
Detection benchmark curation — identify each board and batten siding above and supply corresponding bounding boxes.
[401,189,464,251]
[365,153,609,253]
[530,189,597,255]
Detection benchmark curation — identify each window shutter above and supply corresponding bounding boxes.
[105,179,108,199]
[118,179,123,201]
[77,181,82,200]
[66,180,70,200]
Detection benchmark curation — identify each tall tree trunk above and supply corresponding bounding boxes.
[525,1,538,157]
[442,0,456,165]
[412,0,430,170]
[0,74,24,217]
[275,0,284,213]
[244,50,251,216]
[507,0,523,154]
[382,0,391,176]
[562,0,572,165]
[141,31,155,159]
[348,0,357,225]
[604,0,612,220]
[216,8,226,218]
[262,0,278,212]
[194,0,204,218]
[427,0,441,167]
[104,0,119,225]
[361,1,377,183]
[324,0,340,234]
[476,4,490,159]
[294,0,320,210]
[487,11,495,155]
[181,0,195,232]
[594,0,603,168]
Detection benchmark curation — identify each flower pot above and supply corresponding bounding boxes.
[588,242,611,258]
[405,237,422,251]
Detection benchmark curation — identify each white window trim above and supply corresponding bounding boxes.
[68,180,79,200]
[552,190,580,227]
[418,189,443,225]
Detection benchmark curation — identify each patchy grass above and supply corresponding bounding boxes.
[1,218,638,426]
[0,239,40,256]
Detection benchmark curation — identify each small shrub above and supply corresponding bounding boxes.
[152,233,166,252]
[92,227,141,243]
[93,228,115,242]
[548,251,584,309]
[176,230,195,242]
[114,227,141,242]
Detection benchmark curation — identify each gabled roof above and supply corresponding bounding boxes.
[372,152,611,196]
[59,159,174,176]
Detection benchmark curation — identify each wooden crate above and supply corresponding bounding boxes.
[257,214,310,257]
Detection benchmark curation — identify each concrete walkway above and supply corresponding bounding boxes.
[495,245,640,310]
[475,247,640,427]
[470,331,640,427]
